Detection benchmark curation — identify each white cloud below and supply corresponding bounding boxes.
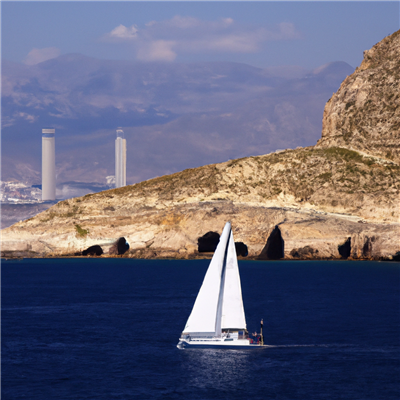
[14,112,38,123]
[108,24,138,40]
[103,16,301,59]
[24,47,61,65]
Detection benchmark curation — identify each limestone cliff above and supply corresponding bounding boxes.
[1,31,400,260]
[317,30,400,163]
[1,200,398,260]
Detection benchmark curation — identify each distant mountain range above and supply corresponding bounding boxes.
[2,54,354,190]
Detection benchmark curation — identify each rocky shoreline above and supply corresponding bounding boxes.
[2,201,399,262]
[2,251,399,262]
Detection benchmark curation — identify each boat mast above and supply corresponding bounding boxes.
[214,238,229,337]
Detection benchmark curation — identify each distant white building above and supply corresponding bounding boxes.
[106,175,116,187]
[42,128,56,200]
[115,128,126,188]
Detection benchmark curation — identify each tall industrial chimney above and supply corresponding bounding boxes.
[42,128,56,201]
[115,128,126,188]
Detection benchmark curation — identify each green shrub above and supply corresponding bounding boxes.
[317,172,332,181]
[75,224,89,237]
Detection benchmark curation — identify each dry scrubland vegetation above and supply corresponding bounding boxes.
[108,146,399,219]
[33,145,399,227]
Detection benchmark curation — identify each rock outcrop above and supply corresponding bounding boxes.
[317,30,400,163]
[290,246,319,259]
[108,237,130,255]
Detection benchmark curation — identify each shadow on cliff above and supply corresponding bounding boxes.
[258,226,284,260]
[197,231,248,257]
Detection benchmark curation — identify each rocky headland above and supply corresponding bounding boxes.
[317,30,400,163]
[2,31,399,261]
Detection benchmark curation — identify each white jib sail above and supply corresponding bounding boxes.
[221,231,247,331]
[182,222,231,336]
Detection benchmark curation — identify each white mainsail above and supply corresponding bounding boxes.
[182,222,247,337]
[221,230,247,331]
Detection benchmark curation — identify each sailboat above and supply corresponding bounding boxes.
[177,222,266,349]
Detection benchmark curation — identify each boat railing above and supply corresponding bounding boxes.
[180,334,221,341]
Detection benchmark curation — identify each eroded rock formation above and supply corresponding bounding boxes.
[258,226,285,260]
[350,234,376,259]
[1,201,399,260]
[109,237,130,255]
[290,246,319,259]
[235,242,248,257]
[338,238,351,259]
[317,30,400,163]
[198,231,220,252]
[82,245,103,256]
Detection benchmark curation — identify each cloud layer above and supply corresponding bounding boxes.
[103,16,301,61]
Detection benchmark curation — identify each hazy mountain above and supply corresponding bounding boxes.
[1,55,354,188]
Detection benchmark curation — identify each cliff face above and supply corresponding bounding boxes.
[1,200,398,260]
[1,31,400,260]
[317,30,400,163]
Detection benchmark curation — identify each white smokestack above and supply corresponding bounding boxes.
[42,128,56,200]
[115,128,126,188]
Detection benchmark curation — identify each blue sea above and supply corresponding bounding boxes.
[2,259,399,399]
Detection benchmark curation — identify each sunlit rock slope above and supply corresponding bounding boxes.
[317,30,400,163]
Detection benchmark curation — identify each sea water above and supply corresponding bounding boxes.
[2,259,399,399]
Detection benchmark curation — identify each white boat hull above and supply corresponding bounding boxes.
[178,222,268,350]
[177,338,267,349]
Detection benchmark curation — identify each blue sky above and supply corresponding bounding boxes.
[2,1,399,70]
